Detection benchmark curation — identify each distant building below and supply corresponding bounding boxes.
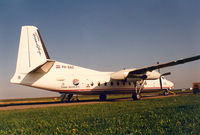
[192,82,200,94]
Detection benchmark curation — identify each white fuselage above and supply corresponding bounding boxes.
[19,61,174,95]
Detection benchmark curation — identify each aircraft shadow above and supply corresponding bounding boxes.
[1,93,182,108]
[0,97,132,107]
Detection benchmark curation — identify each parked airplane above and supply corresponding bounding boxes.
[10,26,200,102]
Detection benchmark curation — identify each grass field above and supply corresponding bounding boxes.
[0,95,200,135]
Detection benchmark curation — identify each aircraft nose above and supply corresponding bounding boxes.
[169,81,174,89]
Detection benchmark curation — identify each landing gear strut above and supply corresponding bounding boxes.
[99,94,107,101]
[132,80,145,100]
[67,94,73,102]
[60,93,73,102]
[60,93,66,102]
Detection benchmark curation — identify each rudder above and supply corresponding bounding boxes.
[16,26,50,74]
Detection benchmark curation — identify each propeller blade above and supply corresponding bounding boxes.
[159,77,163,90]
[161,72,171,76]
[157,62,160,73]
[157,61,163,90]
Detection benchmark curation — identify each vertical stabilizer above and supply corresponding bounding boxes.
[11,26,50,83]
[16,26,50,73]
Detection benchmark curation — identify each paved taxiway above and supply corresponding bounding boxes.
[0,92,192,111]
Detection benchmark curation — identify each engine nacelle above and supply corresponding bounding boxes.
[145,71,161,80]
[110,70,130,80]
[110,69,161,80]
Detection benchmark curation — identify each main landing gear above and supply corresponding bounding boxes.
[99,94,107,101]
[132,80,145,100]
[60,93,73,102]
[132,92,141,100]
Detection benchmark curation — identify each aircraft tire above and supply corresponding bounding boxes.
[132,93,141,100]
[99,94,107,101]
[136,93,141,100]
[163,90,169,96]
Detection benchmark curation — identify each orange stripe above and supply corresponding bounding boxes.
[50,87,171,93]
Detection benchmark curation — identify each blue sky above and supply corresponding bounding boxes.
[0,0,200,99]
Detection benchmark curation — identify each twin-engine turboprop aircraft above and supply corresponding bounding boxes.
[10,26,200,102]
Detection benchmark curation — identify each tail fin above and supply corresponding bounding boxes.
[11,26,51,83]
[16,26,50,73]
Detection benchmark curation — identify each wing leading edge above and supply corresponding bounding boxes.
[111,55,200,80]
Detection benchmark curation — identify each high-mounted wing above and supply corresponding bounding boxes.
[130,55,200,74]
[111,55,200,81]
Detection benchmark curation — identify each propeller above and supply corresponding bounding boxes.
[159,72,171,90]
[161,72,171,76]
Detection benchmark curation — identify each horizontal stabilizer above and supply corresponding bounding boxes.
[34,60,55,73]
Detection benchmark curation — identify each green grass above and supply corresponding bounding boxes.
[0,95,200,135]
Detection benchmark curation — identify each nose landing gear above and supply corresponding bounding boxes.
[132,80,145,100]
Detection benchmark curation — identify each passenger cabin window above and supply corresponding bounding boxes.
[117,82,120,86]
[104,82,107,86]
[128,82,131,86]
[98,82,100,86]
[91,82,94,86]
[123,82,125,86]
[110,81,113,86]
